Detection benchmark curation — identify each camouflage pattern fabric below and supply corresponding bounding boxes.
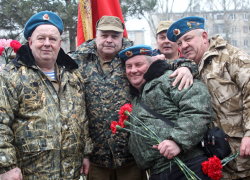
[128,60,214,175]
[69,38,199,169]
[198,35,250,179]
[0,45,91,179]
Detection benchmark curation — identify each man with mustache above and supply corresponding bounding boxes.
[167,16,250,180]
[152,21,181,60]
[69,15,198,180]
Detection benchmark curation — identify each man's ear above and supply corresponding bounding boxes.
[202,31,209,44]
[28,37,32,49]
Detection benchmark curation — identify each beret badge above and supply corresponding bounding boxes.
[43,14,50,21]
[125,51,133,57]
[187,21,202,28]
[140,48,151,55]
[173,29,180,36]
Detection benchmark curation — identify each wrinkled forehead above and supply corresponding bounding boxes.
[125,55,148,64]
[32,24,60,36]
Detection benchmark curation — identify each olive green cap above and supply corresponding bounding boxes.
[156,21,175,34]
[96,15,125,32]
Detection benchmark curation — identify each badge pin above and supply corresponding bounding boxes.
[43,14,50,21]
[125,51,133,57]
[173,29,180,36]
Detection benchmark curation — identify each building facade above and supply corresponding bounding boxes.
[151,10,250,55]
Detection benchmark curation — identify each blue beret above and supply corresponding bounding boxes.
[167,16,205,42]
[24,11,64,40]
[119,44,152,62]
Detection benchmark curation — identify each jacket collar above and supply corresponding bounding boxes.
[130,60,171,96]
[198,35,227,72]
[12,44,78,71]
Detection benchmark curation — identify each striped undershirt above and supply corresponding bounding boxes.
[44,71,55,80]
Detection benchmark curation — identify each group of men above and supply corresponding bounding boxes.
[0,10,249,180]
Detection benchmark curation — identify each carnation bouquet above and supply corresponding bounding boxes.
[202,152,239,180]
[111,103,202,180]
[0,39,22,64]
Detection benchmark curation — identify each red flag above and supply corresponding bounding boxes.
[77,0,128,47]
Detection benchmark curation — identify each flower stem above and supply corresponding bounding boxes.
[221,152,239,166]
[130,113,162,142]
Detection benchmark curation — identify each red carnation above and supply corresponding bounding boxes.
[119,103,133,117]
[110,121,118,134]
[10,40,21,53]
[0,47,4,56]
[202,155,223,180]
[118,117,125,128]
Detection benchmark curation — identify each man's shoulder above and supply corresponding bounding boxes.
[74,39,97,54]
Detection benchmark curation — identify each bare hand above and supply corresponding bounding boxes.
[80,158,90,176]
[0,64,5,72]
[240,137,250,157]
[153,140,181,159]
[169,67,193,91]
[152,54,166,63]
[0,168,22,180]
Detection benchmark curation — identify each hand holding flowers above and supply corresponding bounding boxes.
[111,103,202,180]
[0,39,22,64]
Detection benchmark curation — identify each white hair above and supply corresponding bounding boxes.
[195,29,205,36]
[145,55,153,64]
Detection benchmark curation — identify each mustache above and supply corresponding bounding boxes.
[103,45,115,48]
[163,45,172,48]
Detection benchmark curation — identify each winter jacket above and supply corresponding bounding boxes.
[69,38,199,168]
[0,45,91,180]
[199,35,250,179]
[129,60,214,175]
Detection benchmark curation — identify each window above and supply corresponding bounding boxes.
[232,27,236,34]
[232,40,237,47]
[244,40,249,47]
[243,26,248,33]
[243,13,248,21]
[231,13,236,20]
[214,24,225,34]
[216,14,223,20]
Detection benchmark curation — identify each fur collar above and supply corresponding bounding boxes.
[12,45,78,71]
[130,60,171,96]
[143,60,171,82]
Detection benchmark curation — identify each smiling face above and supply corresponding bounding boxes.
[29,24,61,68]
[125,55,151,90]
[96,30,123,60]
[157,30,179,60]
[176,29,209,65]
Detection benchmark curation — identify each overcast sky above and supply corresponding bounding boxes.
[125,0,189,45]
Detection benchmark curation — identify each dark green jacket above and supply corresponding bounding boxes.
[129,60,214,175]
[0,45,91,179]
[69,38,199,168]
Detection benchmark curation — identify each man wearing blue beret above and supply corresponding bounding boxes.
[167,16,250,180]
[69,15,198,180]
[0,11,91,179]
[119,44,214,180]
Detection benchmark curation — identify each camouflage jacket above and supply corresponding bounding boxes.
[198,35,250,178]
[129,60,214,175]
[69,38,199,168]
[0,45,91,180]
